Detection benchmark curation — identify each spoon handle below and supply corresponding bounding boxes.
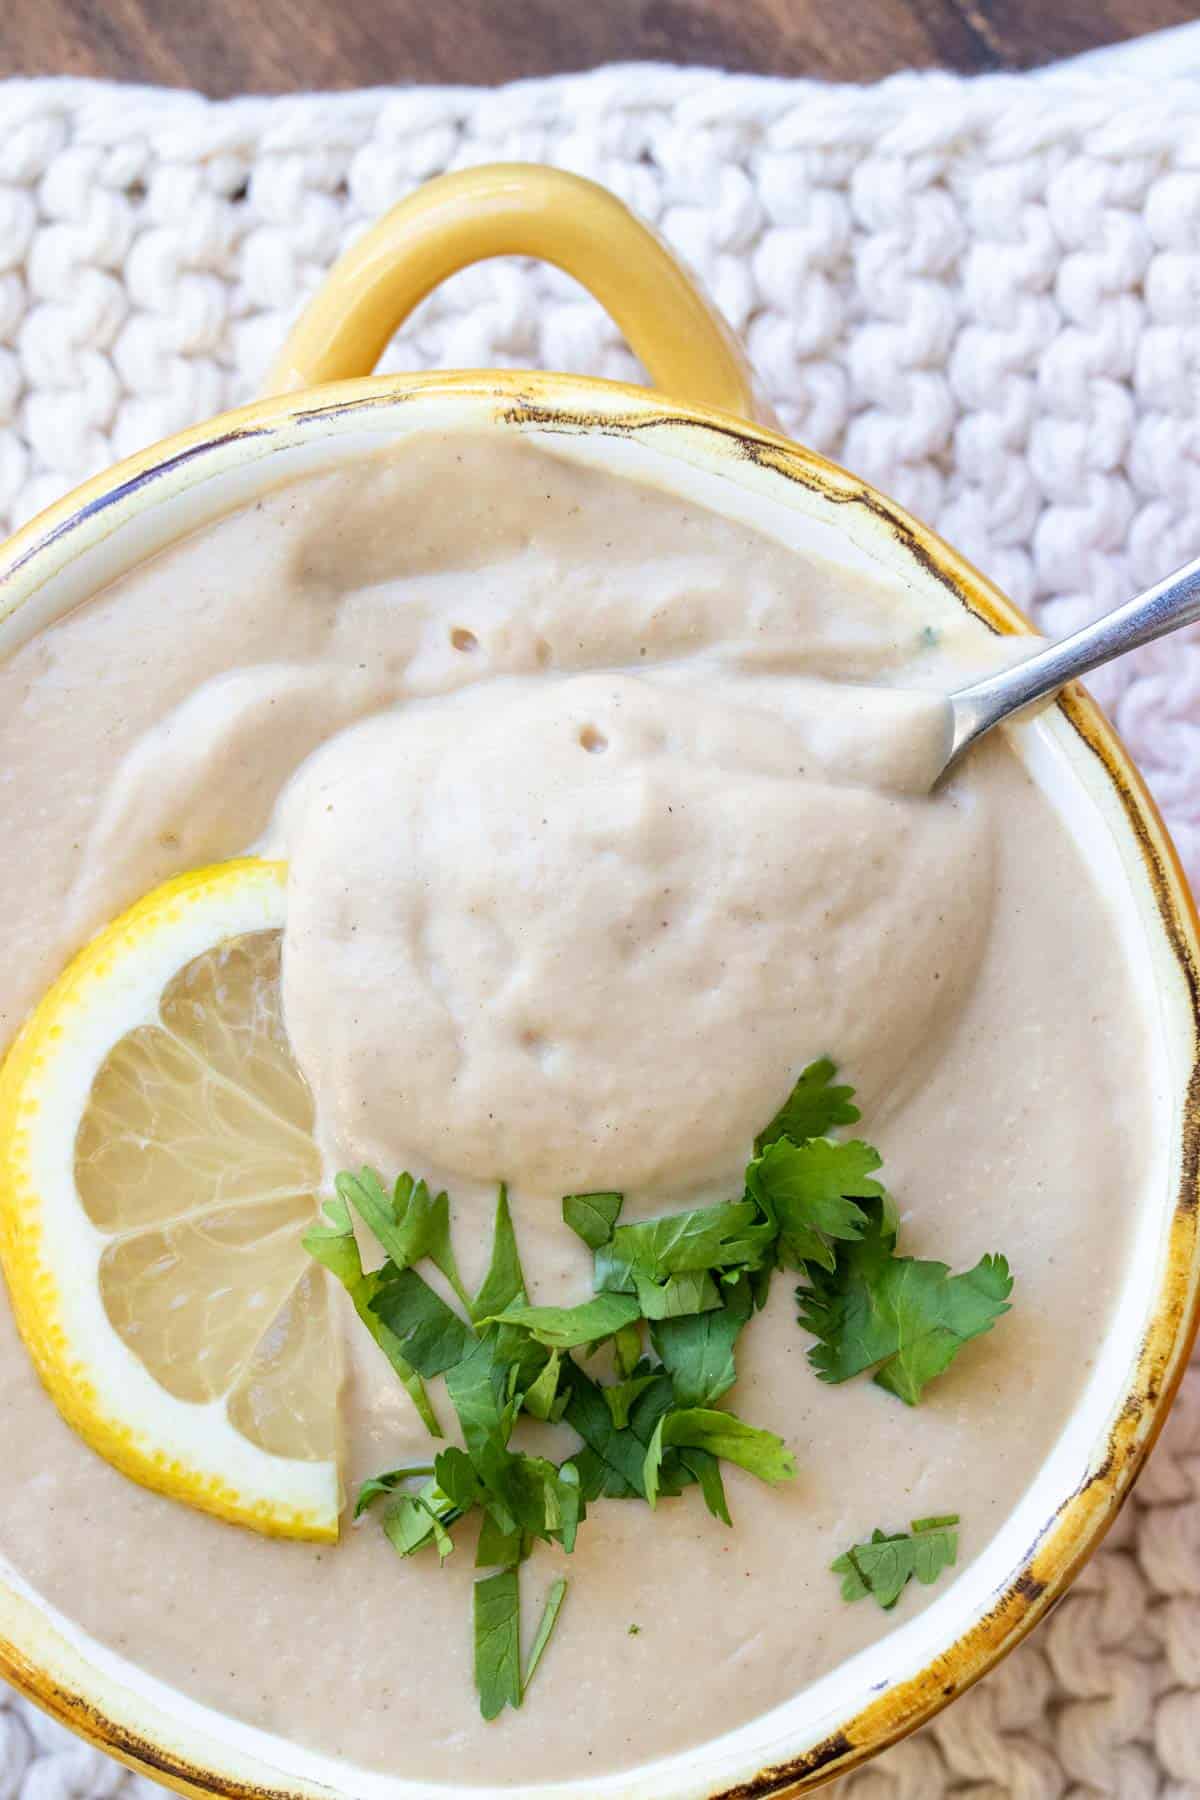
[946,553,1200,768]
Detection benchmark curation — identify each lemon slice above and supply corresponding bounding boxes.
[0,859,339,1540]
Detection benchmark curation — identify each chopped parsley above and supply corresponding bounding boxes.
[796,1199,1013,1404]
[304,1060,1012,1716]
[754,1055,861,1151]
[473,1567,521,1720]
[832,1514,960,1609]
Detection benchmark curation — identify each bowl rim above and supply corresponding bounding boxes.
[1,367,1198,1800]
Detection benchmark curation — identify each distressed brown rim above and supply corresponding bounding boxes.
[0,370,1197,1800]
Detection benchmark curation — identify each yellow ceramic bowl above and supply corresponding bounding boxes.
[0,165,1198,1800]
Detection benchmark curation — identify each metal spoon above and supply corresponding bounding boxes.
[941,553,1200,778]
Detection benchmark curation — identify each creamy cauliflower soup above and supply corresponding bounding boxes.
[0,434,1148,1783]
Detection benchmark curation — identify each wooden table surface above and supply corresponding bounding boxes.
[1,0,1196,93]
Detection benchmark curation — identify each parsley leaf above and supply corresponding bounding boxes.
[643,1407,796,1509]
[480,1291,642,1349]
[562,1191,623,1249]
[556,1461,584,1555]
[756,1057,861,1151]
[302,1197,441,1435]
[434,1446,485,1513]
[337,1167,470,1313]
[678,1447,732,1525]
[522,1349,565,1421]
[747,1136,882,1272]
[612,1321,643,1378]
[509,1455,582,1543]
[602,1372,662,1430]
[796,1199,1013,1403]
[474,1568,522,1720]
[471,1184,528,1324]
[832,1514,959,1609]
[444,1334,519,1462]
[368,1264,476,1377]
[560,1360,655,1499]
[596,1200,774,1296]
[382,1479,461,1559]
[353,1464,435,1518]
[650,1274,752,1406]
[524,1578,568,1692]
[476,1513,524,1571]
[632,1268,722,1319]
[301,1193,363,1288]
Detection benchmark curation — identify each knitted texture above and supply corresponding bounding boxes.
[0,64,1199,1800]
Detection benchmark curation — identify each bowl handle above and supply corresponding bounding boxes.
[261,163,759,420]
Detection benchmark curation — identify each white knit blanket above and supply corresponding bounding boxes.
[1,63,1199,1800]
